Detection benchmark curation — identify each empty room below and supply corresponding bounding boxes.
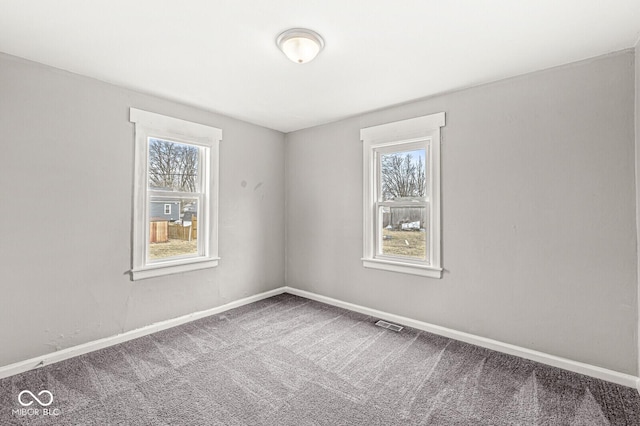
[1,1,640,424]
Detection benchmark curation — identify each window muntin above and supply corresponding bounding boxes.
[130,108,221,280]
[361,112,444,278]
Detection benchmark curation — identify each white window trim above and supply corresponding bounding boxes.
[164,204,171,215]
[361,112,445,278]
[130,108,221,280]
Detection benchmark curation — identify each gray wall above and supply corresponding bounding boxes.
[0,53,285,367]
[635,41,640,376]
[286,50,638,375]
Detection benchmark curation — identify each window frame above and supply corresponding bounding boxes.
[361,112,445,278]
[130,108,221,280]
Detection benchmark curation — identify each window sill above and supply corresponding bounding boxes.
[362,258,442,278]
[131,257,220,280]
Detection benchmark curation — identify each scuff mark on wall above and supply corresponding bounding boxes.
[120,287,134,334]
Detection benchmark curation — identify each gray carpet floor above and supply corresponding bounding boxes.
[1,293,639,425]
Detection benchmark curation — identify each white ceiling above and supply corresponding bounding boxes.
[1,1,639,133]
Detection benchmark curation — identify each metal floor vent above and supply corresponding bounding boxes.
[375,320,403,332]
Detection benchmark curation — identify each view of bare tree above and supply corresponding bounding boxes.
[148,138,199,192]
[381,152,426,200]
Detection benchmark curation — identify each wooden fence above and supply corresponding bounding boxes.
[382,208,425,230]
[150,216,197,243]
[168,216,198,241]
[149,220,168,243]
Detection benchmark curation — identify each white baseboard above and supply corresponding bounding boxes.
[2,285,638,391]
[283,287,640,390]
[0,287,287,380]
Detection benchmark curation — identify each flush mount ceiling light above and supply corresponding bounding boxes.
[276,28,325,64]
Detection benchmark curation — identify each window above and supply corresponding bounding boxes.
[130,108,221,280]
[361,112,445,278]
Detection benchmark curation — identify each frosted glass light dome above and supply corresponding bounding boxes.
[276,28,325,64]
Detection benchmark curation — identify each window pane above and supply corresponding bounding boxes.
[380,148,427,201]
[379,206,428,260]
[148,138,199,192]
[149,198,199,260]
